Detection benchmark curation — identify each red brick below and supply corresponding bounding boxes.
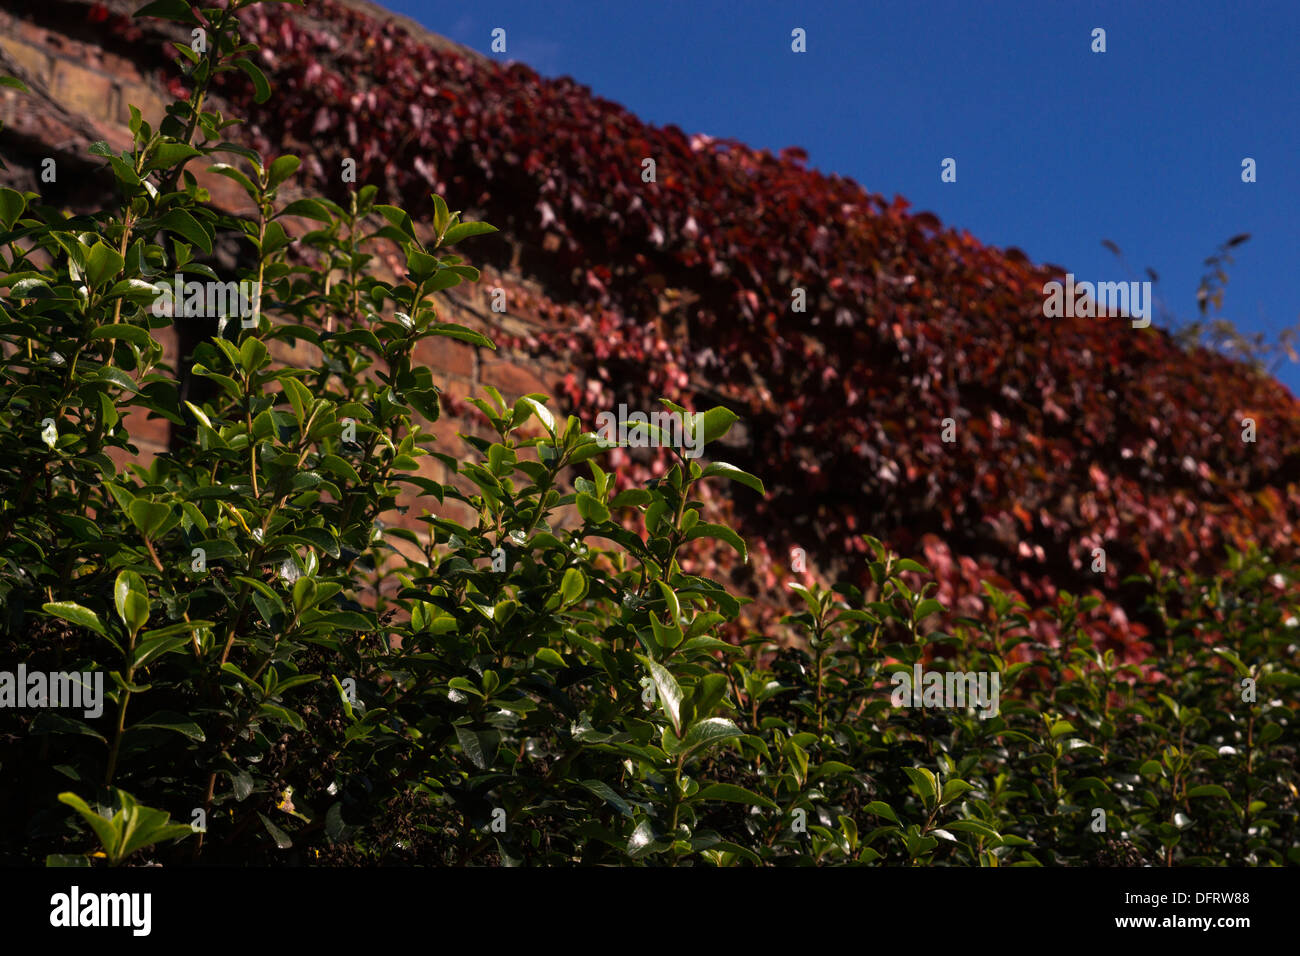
[415,336,475,381]
[49,61,119,127]
[195,167,258,217]
[119,405,171,449]
[480,357,550,401]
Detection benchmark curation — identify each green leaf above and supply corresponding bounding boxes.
[810,761,858,783]
[698,406,739,444]
[610,488,653,508]
[221,662,261,693]
[699,461,765,495]
[94,366,141,395]
[693,783,778,810]
[128,499,171,538]
[122,819,194,859]
[939,779,974,806]
[86,243,125,288]
[42,602,108,638]
[266,155,300,191]
[292,576,319,613]
[210,140,263,163]
[277,198,332,223]
[439,221,498,246]
[1212,647,1250,679]
[158,208,211,253]
[432,194,451,236]
[566,437,609,464]
[486,442,515,476]
[1067,776,1110,795]
[257,812,292,849]
[651,612,685,653]
[260,220,291,256]
[639,655,684,735]
[1186,785,1233,800]
[914,598,945,621]
[576,492,610,525]
[789,583,822,618]
[234,576,286,613]
[0,188,26,230]
[0,76,29,92]
[1048,719,1076,739]
[90,324,153,348]
[579,780,634,817]
[560,567,588,606]
[57,793,119,860]
[656,579,681,621]
[31,713,107,743]
[277,374,313,427]
[516,395,555,435]
[903,767,939,809]
[405,248,438,280]
[132,632,193,669]
[864,801,900,824]
[627,819,670,859]
[318,453,360,484]
[238,336,269,374]
[234,58,272,104]
[11,278,53,299]
[454,725,500,770]
[105,156,140,190]
[128,711,205,741]
[146,142,201,171]
[258,703,305,731]
[374,205,416,241]
[534,647,565,667]
[946,819,1001,839]
[109,277,165,304]
[682,523,747,562]
[113,570,150,636]
[673,717,744,758]
[428,324,495,349]
[209,163,260,201]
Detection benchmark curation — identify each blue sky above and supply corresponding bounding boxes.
[381,0,1300,393]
